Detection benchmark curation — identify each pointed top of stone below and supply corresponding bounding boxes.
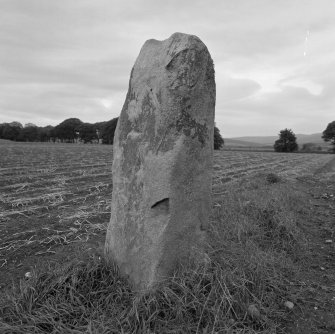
[137,32,210,71]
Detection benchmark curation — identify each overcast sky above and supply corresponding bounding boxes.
[1,0,334,137]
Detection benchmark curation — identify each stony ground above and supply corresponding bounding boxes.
[284,162,335,333]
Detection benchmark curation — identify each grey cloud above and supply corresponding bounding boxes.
[219,85,331,137]
[1,0,334,136]
[220,77,261,101]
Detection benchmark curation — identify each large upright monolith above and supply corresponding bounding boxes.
[105,32,215,291]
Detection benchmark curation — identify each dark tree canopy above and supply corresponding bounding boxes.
[322,121,335,152]
[77,123,98,143]
[18,124,39,142]
[274,128,298,152]
[40,126,55,142]
[10,121,23,129]
[0,123,22,141]
[53,118,83,142]
[214,126,224,150]
[1,117,225,148]
[101,117,119,144]
[0,122,55,142]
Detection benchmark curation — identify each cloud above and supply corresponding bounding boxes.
[219,84,333,137]
[219,76,261,101]
[0,0,334,136]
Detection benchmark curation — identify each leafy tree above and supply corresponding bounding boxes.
[322,121,335,152]
[18,124,39,142]
[101,117,118,144]
[274,128,298,152]
[39,125,54,142]
[24,123,37,128]
[0,122,22,141]
[10,121,23,129]
[0,123,5,139]
[53,118,83,142]
[78,123,98,143]
[0,122,56,142]
[214,126,224,150]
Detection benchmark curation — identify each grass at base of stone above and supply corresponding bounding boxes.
[0,173,308,334]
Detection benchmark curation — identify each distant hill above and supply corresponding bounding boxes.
[225,133,324,146]
[296,133,324,144]
[224,139,269,147]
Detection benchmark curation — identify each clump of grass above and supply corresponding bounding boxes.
[0,174,307,333]
[214,174,307,256]
[0,257,130,333]
[0,253,284,333]
[265,173,281,184]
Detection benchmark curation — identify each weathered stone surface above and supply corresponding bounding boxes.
[104,32,215,291]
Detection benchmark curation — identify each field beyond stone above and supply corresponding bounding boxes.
[1,141,334,333]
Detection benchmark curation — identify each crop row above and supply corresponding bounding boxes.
[1,142,334,272]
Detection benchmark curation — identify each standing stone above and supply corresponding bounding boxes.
[105,32,215,291]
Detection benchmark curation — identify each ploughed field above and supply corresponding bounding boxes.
[0,141,334,288]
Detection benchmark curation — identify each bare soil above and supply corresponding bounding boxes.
[0,142,334,333]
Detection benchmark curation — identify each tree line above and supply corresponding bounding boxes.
[0,118,118,144]
[1,117,334,152]
[0,117,225,149]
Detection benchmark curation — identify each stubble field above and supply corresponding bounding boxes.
[0,140,334,333]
